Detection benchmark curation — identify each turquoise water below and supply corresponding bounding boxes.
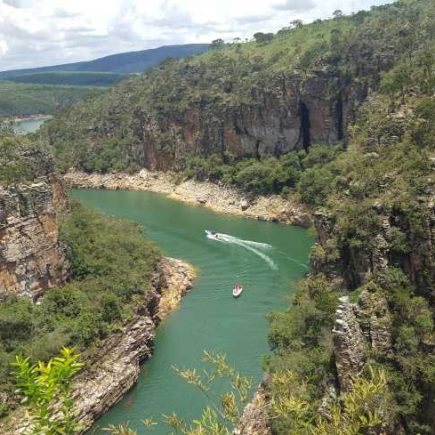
[72,189,313,434]
[13,118,46,134]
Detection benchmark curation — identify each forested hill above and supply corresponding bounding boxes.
[45,0,434,174]
[0,44,209,80]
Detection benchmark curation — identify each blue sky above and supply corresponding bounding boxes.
[0,0,394,70]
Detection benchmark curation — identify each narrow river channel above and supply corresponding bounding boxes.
[72,189,313,434]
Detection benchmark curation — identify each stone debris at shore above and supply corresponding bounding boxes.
[64,170,312,228]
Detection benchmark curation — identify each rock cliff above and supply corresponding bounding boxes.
[0,150,69,300]
[332,296,365,392]
[72,257,195,431]
[137,73,359,171]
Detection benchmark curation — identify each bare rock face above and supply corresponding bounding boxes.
[72,258,195,431]
[133,72,360,171]
[357,288,392,357]
[235,387,271,435]
[332,296,365,392]
[73,316,155,429]
[240,199,249,211]
[0,160,69,300]
[317,384,338,421]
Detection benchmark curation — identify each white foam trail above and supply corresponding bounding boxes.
[207,232,277,270]
[218,234,272,250]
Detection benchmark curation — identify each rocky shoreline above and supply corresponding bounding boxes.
[0,257,195,434]
[64,170,312,228]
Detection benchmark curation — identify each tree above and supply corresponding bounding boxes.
[211,39,224,49]
[290,19,303,29]
[253,32,274,44]
[12,347,84,434]
[333,9,343,19]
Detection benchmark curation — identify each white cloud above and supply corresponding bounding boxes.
[272,0,316,12]
[0,0,394,71]
[0,40,8,56]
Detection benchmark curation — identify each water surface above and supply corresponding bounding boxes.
[13,118,48,134]
[72,189,313,434]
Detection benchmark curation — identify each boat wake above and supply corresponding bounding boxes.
[206,232,277,270]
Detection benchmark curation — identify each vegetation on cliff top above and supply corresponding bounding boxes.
[0,131,43,185]
[0,202,160,416]
[5,72,125,87]
[0,81,104,117]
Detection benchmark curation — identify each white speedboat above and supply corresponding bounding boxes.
[232,284,243,298]
[205,230,219,239]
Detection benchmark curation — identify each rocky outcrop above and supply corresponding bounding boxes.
[1,257,195,434]
[332,296,365,392]
[313,199,435,293]
[137,72,355,171]
[357,288,393,357]
[331,291,392,393]
[235,387,271,435]
[72,258,194,431]
[64,170,312,228]
[0,151,69,300]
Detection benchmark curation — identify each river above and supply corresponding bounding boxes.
[72,188,313,434]
[12,117,49,134]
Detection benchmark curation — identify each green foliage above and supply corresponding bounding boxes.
[0,132,40,186]
[106,351,253,435]
[313,367,393,435]
[297,167,336,206]
[6,72,126,87]
[12,347,83,434]
[253,32,274,44]
[182,145,343,197]
[0,81,104,117]
[0,202,160,404]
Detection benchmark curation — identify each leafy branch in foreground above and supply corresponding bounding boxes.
[12,347,83,435]
[104,352,394,435]
[107,351,253,435]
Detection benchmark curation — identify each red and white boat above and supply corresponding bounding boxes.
[232,284,243,298]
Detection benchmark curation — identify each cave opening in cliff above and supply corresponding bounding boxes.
[299,101,311,150]
[336,95,344,141]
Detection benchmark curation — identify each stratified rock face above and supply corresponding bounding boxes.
[134,72,362,171]
[0,153,69,299]
[235,387,271,435]
[71,257,195,432]
[357,289,393,357]
[72,315,155,429]
[332,296,365,392]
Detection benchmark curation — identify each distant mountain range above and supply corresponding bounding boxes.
[0,44,209,86]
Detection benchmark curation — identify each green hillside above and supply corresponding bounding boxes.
[0,81,104,117]
[7,72,125,87]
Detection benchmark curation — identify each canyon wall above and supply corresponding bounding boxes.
[135,73,366,171]
[0,150,69,300]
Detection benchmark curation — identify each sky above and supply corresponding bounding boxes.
[0,0,393,71]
